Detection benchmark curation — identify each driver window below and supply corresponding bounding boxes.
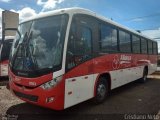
[66,22,92,70]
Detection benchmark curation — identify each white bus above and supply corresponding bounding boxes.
[9,8,157,110]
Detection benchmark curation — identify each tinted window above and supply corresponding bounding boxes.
[66,22,92,70]
[74,26,92,55]
[119,30,131,52]
[153,42,158,55]
[148,40,153,54]
[141,38,147,54]
[99,24,118,52]
[132,35,140,53]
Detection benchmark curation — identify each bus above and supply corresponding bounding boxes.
[0,36,14,77]
[8,8,158,110]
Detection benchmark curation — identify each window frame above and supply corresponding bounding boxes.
[140,38,148,54]
[66,14,99,71]
[132,34,141,54]
[148,40,153,55]
[153,42,158,55]
[77,24,93,55]
[99,22,118,53]
[118,29,132,53]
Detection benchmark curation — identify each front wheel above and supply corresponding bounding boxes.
[93,77,108,104]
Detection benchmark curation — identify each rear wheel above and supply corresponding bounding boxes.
[139,68,148,83]
[93,77,108,104]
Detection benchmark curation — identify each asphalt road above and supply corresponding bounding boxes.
[0,77,160,120]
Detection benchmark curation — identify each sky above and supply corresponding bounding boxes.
[0,0,160,51]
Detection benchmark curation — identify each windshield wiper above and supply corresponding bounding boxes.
[11,32,28,69]
[12,30,38,71]
[25,31,38,70]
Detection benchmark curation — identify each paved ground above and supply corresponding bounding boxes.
[0,76,160,120]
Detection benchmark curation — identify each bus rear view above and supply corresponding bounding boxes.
[0,36,14,77]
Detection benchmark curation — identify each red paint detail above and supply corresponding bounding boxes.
[0,60,9,64]
[9,70,53,87]
[64,54,157,97]
[65,54,157,79]
[9,53,158,110]
[9,69,65,110]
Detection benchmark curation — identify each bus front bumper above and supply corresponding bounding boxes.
[9,79,65,110]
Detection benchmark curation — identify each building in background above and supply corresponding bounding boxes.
[0,10,19,77]
[2,10,19,38]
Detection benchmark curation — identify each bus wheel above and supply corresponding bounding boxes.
[139,68,148,83]
[93,77,108,104]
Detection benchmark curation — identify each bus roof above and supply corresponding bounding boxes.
[21,7,156,42]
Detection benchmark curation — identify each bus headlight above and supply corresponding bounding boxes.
[40,76,63,90]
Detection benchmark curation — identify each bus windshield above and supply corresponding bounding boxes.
[10,14,68,74]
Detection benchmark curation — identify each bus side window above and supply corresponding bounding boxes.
[66,23,92,70]
[141,38,147,54]
[76,26,92,55]
[66,22,76,69]
[153,42,158,55]
[148,40,153,54]
[119,30,131,53]
[99,24,118,53]
[132,35,140,54]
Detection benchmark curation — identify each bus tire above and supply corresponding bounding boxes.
[139,68,148,83]
[93,77,108,104]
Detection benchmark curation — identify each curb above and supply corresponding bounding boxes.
[147,75,160,79]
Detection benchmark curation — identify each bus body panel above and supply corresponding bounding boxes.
[9,53,157,110]
[110,66,144,89]
[63,53,157,108]
[64,74,98,108]
[9,70,53,87]
[9,70,65,110]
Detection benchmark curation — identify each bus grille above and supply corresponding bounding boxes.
[13,90,38,102]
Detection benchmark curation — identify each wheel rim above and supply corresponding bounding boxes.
[97,84,106,100]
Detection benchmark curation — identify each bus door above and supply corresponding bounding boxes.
[65,14,98,108]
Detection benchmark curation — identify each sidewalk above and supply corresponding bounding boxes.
[147,69,160,79]
[147,75,160,79]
